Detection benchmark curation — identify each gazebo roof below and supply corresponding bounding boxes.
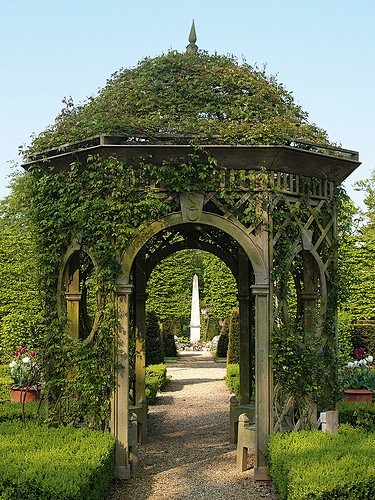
[23,134,359,183]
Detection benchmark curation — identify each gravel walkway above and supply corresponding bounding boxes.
[106,351,280,499]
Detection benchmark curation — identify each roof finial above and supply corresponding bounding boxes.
[186,20,198,54]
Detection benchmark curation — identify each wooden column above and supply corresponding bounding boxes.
[112,280,133,480]
[135,292,147,407]
[252,283,271,481]
[238,248,252,405]
[65,253,81,340]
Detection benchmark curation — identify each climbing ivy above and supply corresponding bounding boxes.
[19,49,341,428]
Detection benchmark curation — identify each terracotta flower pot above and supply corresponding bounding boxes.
[11,387,42,403]
[344,389,373,404]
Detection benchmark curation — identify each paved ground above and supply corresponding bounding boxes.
[106,351,279,499]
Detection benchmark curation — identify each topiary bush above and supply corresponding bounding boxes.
[216,316,230,358]
[206,316,220,342]
[0,311,45,363]
[146,311,164,366]
[227,308,240,365]
[226,363,239,399]
[145,364,168,403]
[0,401,39,422]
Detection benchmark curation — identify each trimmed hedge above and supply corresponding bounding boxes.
[338,400,375,431]
[0,421,115,499]
[0,401,39,422]
[226,363,239,400]
[145,363,168,403]
[351,321,375,355]
[269,426,375,499]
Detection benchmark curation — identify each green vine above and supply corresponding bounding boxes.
[19,50,344,429]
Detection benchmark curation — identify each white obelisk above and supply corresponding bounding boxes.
[190,274,201,345]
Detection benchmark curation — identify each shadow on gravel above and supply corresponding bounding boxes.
[162,377,225,392]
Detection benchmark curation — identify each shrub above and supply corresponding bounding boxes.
[0,311,44,363]
[146,311,164,366]
[216,317,229,358]
[0,401,39,422]
[163,333,177,357]
[226,363,239,399]
[227,308,240,364]
[145,364,168,403]
[338,400,375,430]
[206,316,220,342]
[0,421,115,499]
[269,426,375,499]
[351,321,375,355]
[0,366,12,403]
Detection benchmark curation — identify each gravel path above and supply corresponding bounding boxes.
[106,351,280,499]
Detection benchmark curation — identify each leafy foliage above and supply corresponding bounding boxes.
[0,421,115,500]
[147,250,200,321]
[201,253,237,319]
[216,317,230,358]
[145,311,164,366]
[26,52,328,155]
[0,176,43,360]
[269,427,375,500]
[13,49,337,427]
[227,308,240,365]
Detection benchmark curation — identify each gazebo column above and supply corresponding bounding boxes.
[238,291,251,404]
[65,291,81,340]
[134,291,148,443]
[230,251,255,443]
[300,291,319,334]
[238,249,252,405]
[302,250,319,335]
[252,283,271,481]
[112,280,133,480]
[65,252,81,340]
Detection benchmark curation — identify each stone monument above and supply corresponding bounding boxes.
[189,274,201,345]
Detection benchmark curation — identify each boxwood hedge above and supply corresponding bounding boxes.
[0,421,115,499]
[269,426,375,499]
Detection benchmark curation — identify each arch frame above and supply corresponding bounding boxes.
[116,207,271,480]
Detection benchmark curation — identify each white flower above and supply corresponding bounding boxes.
[366,355,373,363]
[347,362,355,368]
[22,356,30,364]
[359,359,367,366]
[8,360,17,368]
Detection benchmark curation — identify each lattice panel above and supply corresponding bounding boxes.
[271,188,337,432]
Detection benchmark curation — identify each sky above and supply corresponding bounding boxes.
[1,0,374,207]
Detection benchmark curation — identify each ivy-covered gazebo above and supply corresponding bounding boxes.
[22,28,360,480]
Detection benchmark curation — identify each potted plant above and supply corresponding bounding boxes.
[340,347,375,403]
[8,347,42,403]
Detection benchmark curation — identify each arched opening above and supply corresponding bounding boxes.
[58,245,98,345]
[273,246,327,432]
